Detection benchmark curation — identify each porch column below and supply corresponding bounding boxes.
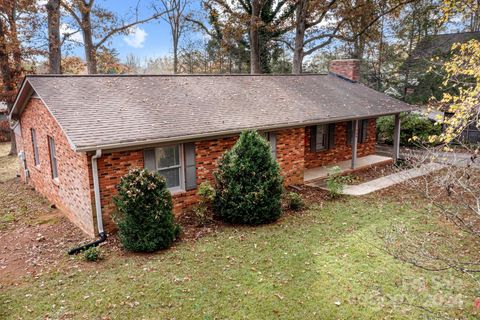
[393,113,401,163]
[351,119,359,169]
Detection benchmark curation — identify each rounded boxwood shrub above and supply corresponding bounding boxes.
[114,169,180,252]
[213,130,284,225]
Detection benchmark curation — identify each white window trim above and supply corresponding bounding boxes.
[155,144,185,193]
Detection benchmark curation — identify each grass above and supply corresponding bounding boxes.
[0,142,18,182]
[1,195,479,319]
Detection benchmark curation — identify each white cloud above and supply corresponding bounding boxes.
[60,24,84,44]
[124,27,148,48]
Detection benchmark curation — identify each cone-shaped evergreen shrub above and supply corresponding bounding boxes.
[214,130,284,225]
[114,169,180,252]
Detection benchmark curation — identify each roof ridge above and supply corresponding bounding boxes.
[26,73,329,78]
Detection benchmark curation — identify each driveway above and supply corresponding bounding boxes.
[376,144,479,168]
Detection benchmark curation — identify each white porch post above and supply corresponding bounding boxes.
[351,120,359,169]
[393,113,401,163]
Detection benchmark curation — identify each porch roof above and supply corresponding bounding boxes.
[11,74,412,152]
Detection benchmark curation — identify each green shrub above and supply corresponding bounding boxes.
[83,246,101,262]
[114,169,180,252]
[326,166,350,198]
[193,182,216,225]
[213,130,284,225]
[286,192,304,211]
[377,113,442,147]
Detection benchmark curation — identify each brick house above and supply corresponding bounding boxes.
[9,60,410,238]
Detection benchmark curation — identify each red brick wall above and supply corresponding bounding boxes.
[304,119,376,169]
[277,128,305,185]
[18,98,95,236]
[95,129,307,231]
[87,150,144,231]
[196,136,237,184]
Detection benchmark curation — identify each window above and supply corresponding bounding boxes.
[263,132,277,159]
[31,128,40,166]
[359,119,368,143]
[315,124,329,151]
[347,120,369,145]
[155,144,183,190]
[48,136,58,179]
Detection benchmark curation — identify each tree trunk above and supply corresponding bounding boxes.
[47,0,62,74]
[173,40,178,74]
[249,0,261,74]
[292,0,307,74]
[80,6,97,74]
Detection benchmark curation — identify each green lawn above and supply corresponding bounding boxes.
[1,195,479,319]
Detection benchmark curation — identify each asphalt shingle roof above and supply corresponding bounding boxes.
[405,32,480,69]
[21,74,411,152]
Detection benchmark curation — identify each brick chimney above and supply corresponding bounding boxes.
[328,59,360,82]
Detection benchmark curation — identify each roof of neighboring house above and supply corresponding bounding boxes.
[11,74,412,152]
[406,32,480,68]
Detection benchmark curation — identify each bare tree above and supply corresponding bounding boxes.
[378,143,480,277]
[158,0,189,74]
[46,0,62,74]
[289,0,418,74]
[61,0,170,74]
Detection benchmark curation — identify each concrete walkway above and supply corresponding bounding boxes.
[341,162,445,196]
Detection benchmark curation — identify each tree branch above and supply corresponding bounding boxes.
[95,8,171,49]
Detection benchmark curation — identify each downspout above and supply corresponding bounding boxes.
[68,149,107,255]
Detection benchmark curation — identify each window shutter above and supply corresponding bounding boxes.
[328,123,336,149]
[347,121,353,145]
[48,137,58,179]
[184,142,197,191]
[144,149,156,171]
[310,126,317,152]
[361,119,368,143]
[269,132,277,159]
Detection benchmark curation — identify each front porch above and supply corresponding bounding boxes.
[304,154,394,183]
[304,114,401,184]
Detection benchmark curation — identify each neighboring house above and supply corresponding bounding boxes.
[404,32,480,143]
[0,102,10,142]
[9,60,410,237]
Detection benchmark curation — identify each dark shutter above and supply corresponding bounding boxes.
[144,149,156,171]
[328,123,336,149]
[184,142,197,191]
[347,121,353,145]
[361,119,368,143]
[48,137,58,179]
[310,126,317,152]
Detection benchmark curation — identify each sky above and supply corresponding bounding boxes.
[60,0,202,62]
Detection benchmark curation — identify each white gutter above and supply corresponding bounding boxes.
[91,149,104,234]
[67,148,107,254]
